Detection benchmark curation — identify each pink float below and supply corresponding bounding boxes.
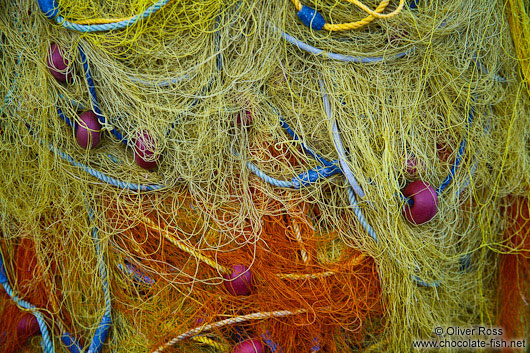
[76,111,101,149]
[232,338,264,353]
[223,264,252,296]
[47,43,71,83]
[17,313,39,338]
[236,110,253,126]
[402,180,438,225]
[406,156,420,175]
[134,131,158,170]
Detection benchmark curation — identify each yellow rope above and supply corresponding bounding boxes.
[152,309,307,353]
[139,214,231,274]
[345,0,405,19]
[507,0,530,94]
[139,213,358,280]
[190,336,230,351]
[276,270,335,280]
[71,17,131,25]
[290,0,406,31]
[291,218,309,263]
[277,254,366,279]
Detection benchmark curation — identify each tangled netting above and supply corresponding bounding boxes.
[0,0,529,352]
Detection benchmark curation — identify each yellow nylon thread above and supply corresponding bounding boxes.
[67,0,176,25]
[276,254,366,279]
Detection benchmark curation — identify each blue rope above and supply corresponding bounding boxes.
[87,206,112,353]
[261,332,284,353]
[270,25,414,63]
[346,187,377,242]
[318,78,441,287]
[57,106,74,128]
[242,100,344,189]
[268,100,335,168]
[320,79,366,198]
[244,159,295,188]
[44,0,172,33]
[117,260,155,286]
[40,107,165,192]
[310,337,321,352]
[48,142,165,191]
[410,275,440,287]
[455,160,478,197]
[436,108,474,195]
[0,252,55,353]
[78,45,128,145]
[61,333,82,353]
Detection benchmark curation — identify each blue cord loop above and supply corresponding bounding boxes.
[78,45,128,145]
[261,332,283,353]
[118,260,155,286]
[61,333,82,353]
[240,101,342,189]
[37,0,59,19]
[57,107,75,128]
[88,315,111,353]
[277,115,335,168]
[310,337,321,352]
[292,164,342,189]
[297,6,326,31]
[411,275,440,287]
[459,254,471,272]
[0,253,8,284]
[436,108,474,195]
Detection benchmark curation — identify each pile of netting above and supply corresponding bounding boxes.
[0,0,529,352]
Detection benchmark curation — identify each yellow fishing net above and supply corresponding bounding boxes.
[0,0,529,352]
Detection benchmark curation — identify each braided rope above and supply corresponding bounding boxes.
[53,0,172,33]
[290,0,405,31]
[48,143,165,191]
[1,282,55,353]
[190,335,230,350]
[87,206,112,353]
[291,221,309,263]
[152,309,307,353]
[71,17,130,25]
[270,25,414,63]
[344,0,405,19]
[346,187,377,242]
[244,159,296,188]
[319,79,365,198]
[140,213,343,280]
[138,214,231,274]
